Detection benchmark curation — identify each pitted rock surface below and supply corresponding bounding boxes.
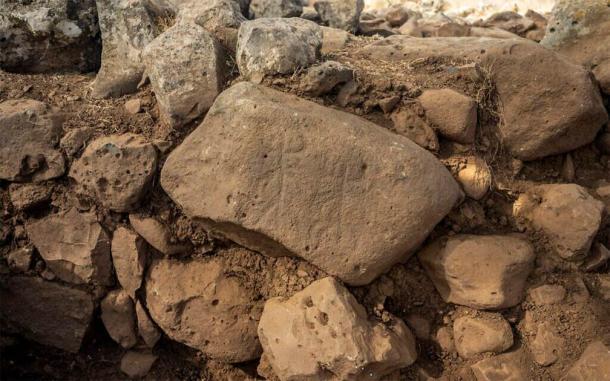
[161,82,462,285]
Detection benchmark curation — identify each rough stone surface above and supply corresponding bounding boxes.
[0,99,65,182]
[359,36,608,160]
[530,322,565,366]
[111,227,148,299]
[177,0,246,51]
[129,215,190,256]
[27,208,113,286]
[320,26,352,54]
[471,351,530,381]
[419,88,477,144]
[69,133,158,212]
[91,0,157,98]
[300,61,353,96]
[101,289,138,349]
[0,0,100,73]
[418,234,535,309]
[541,0,610,94]
[8,183,52,211]
[135,300,161,348]
[529,284,566,305]
[60,127,94,157]
[0,276,94,353]
[249,0,302,18]
[314,0,364,33]
[514,184,604,261]
[120,350,158,378]
[236,18,322,80]
[453,314,513,359]
[258,277,417,381]
[145,257,262,362]
[391,108,439,152]
[564,341,610,381]
[143,23,227,128]
[457,158,492,200]
[161,82,462,285]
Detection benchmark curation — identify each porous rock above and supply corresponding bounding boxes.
[418,234,535,309]
[300,60,353,96]
[359,36,608,160]
[128,215,190,256]
[69,133,158,212]
[453,314,513,359]
[91,0,157,98]
[514,184,604,261]
[258,277,417,381]
[143,23,227,128]
[564,341,610,381]
[101,289,138,349]
[145,257,262,362]
[391,108,439,152]
[236,18,322,80]
[161,82,462,285]
[0,276,94,353]
[135,300,161,348]
[419,88,477,144]
[111,227,148,299]
[27,208,113,286]
[0,99,65,182]
[314,0,364,33]
[0,0,100,73]
[541,0,610,94]
[120,350,158,378]
[8,183,52,211]
[249,0,302,18]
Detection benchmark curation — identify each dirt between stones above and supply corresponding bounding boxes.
[1,32,610,381]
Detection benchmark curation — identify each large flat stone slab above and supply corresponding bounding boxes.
[161,82,462,285]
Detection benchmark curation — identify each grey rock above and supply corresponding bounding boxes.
[143,23,227,128]
[161,82,462,285]
[27,208,113,286]
[541,0,610,94]
[0,99,65,182]
[249,0,302,18]
[0,276,94,352]
[314,0,364,33]
[69,133,158,212]
[91,0,158,98]
[300,60,353,96]
[237,18,322,80]
[0,0,100,73]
